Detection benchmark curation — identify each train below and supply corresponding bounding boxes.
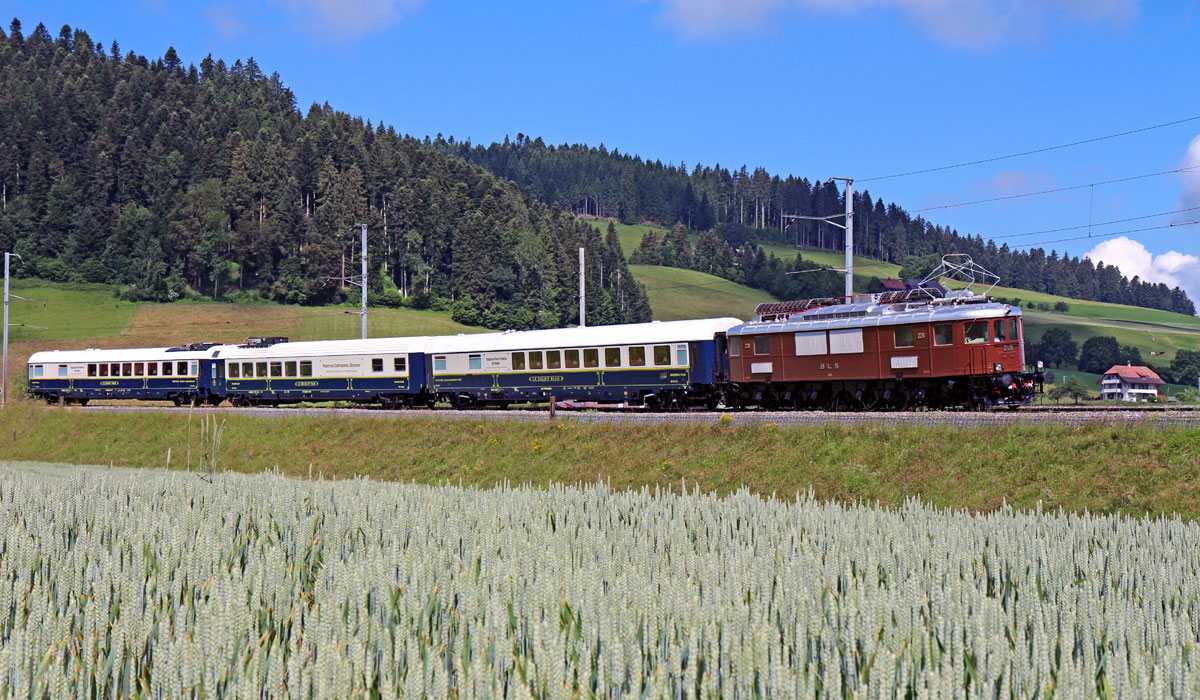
[26,278,1045,411]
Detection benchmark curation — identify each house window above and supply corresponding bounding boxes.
[372,358,385,372]
[629,347,646,367]
[993,320,1007,342]
[676,345,688,366]
[434,356,447,372]
[468,355,482,371]
[270,362,283,377]
[229,363,240,378]
[300,361,313,377]
[529,351,543,370]
[148,363,158,376]
[88,364,97,377]
[286,362,297,377]
[565,349,580,369]
[653,345,671,366]
[933,324,953,346]
[511,352,525,370]
[604,348,621,367]
[162,362,172,376]
[894,327,915,348]
[546,351,561,369]
[394,357,407,373]
[583,349,599,368]
[964,321,990,344]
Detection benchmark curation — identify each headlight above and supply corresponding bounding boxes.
[993,363,1003,372]
[1037,360,1044,369]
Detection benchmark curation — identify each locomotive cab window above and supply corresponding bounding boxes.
[729,339,740,356]
[372,358,385,372]
[1007,318,1019,341]
[286,362,298,377]
[933,323,954,346]
[565,349,580,369]
[754,336,770,355]
[964,321,990,344]
[605,347,621,367]
[300,361,313,377]
[229,363,240,378]
[546,351,561,370]
[584,349,599,368]
[394,357,407,373]
[468,355,483,371]
[629,346,646,367]
[993,320,1007,342]
[528,351,543,370]
[893,327,915,348]
[653,345,671,366]
[511,352,525,370]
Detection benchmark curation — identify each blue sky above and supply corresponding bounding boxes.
[8,0,1200,299]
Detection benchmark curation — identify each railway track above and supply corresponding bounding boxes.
[71,403,1200,428]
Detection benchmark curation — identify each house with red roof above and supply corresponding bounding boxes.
[1098,364,1165,402]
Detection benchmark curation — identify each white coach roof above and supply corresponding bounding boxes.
[216,336,434,360]
[28,346,226,365]
[425,318,743,355]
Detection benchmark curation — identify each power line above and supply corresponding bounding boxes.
[989,205,1200,240]
[911,166,1200,213]
[860,116,1200,183]
[1008,219,1200,250]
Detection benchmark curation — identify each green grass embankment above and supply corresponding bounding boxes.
[2,406,1197,519]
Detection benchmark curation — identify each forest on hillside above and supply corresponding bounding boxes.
[446,138,1196,316]
[0,19,651,329]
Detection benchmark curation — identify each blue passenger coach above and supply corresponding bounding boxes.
[27,344,225,405]
[423,318,741,409]
[215,336,433,407]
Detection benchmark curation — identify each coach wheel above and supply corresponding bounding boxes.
[45,396,59,406]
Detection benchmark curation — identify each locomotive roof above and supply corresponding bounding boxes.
[216,335,434,360]
[425,318,744,354]
[28,345,227,365]
[727,299,1021,336]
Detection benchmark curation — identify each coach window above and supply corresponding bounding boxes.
[87,364,97,377]
[565,349,580,369]
[373,358,385,372]
[529,351,543,370]
[993,320,1007,342]
[394,357,407,373]
[32,365,42,377]
[148,362,158,376]
[933,323,954,346]
[676,345,688,366]
[433,356,447,372]
[583,349,599,368]
[653,345,671,366]
[240,362,251,377]
[468,354,483,371]
[754,336,770,355]
[300,361,313,377]
[190,361,199,376]
[161,362,172,376]
[894,326,915,348]
[629,346,646,367]
[270,362,283,377]
[604,347,621,367]
[229,363,240,378]
[122,363,133,376]
[255,362,268,377]
[286,362,298,377]
[134,362,145,376]
[59,365,69,377]
[546,351,561,369]
[179,361,190,376]
[964,321,990,344]
[511,352,525,370]
[99,363,109,377]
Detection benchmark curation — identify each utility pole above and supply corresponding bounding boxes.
[2,253,46,408]
[360,223,367,339]
[781,176,855,297]
[578,247,586,328]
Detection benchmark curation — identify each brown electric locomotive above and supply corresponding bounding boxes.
[723,284,1043,410]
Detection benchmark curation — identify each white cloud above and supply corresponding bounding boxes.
[274,0,425,40]
[1084,236,1200,311]
[653,0,1140,47]
[206,4,248,39]
[1179,133,1200,210]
